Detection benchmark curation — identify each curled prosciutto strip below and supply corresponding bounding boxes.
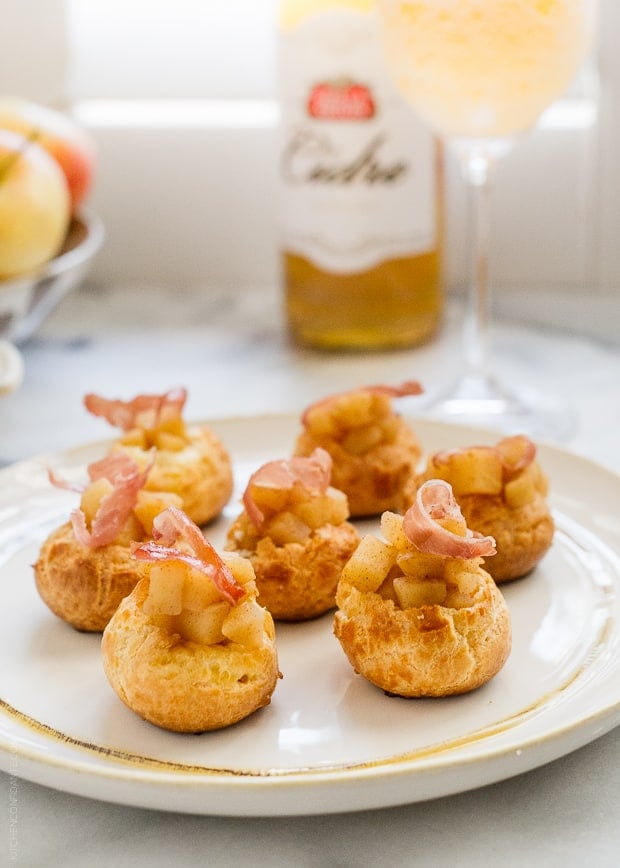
[301,380,423,427]
[402,479,497,560]
[495,435,537,474]
[243,447,332,530]
[69,452,154,549]
[47,467,85,493]
[132,506,244,604]
[83,387,187,432]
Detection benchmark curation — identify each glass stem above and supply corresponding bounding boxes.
[458,148,497,384]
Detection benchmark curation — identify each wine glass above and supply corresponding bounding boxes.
[377,0,597,440]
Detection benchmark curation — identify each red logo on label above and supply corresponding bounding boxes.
[307,80,375,120]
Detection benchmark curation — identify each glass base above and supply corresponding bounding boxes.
[418,374,576,443]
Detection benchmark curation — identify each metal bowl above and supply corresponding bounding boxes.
[0,210,104,344]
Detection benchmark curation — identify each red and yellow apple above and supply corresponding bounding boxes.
[0,129,71,279]
[0,97,96,213]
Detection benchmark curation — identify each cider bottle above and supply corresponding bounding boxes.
[278,0,443,351]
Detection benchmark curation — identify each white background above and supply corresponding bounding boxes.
[1,0,618,339]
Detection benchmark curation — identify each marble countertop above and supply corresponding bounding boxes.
[1,283,619,867]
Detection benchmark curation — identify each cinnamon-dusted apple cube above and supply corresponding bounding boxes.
[534,464,549,496]
[142,562,185,615]
[176,600,230,645]
[79,477,113,524]
[294,488,349,529]
[119,428,148,449]
[379,415,400,443]
[222,599,270,649]
[263,511,311,545]
[80,476,143,545]
[443,589,475,609]
[219,552,256,587]
[341,424,384,455]
[154,431,186,452]
[157,415,186,437]
[380,511,410,549]
[182,567,229,612]
[444,560,481,595]
[250,484,291,515]
[134,490,184,536]
[341,534,396,592]
[337,391,376,428]
[376,575,400,604]
[397,551,446,580]
[304,406,339,438]
[433,447,503,497]
[393,576,447,609]
[114,515,145,547]
[504,466,538,509]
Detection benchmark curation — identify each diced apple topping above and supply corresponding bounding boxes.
[143,562,185,615]
[504,466,538,508]
[79,477,114,524]
[380,511,410,548]
[133,490,184,535]
[305,391,392,441]
[219,552,257,587]
[250,484,291,515]
[535,464,549,496]
[304,407,339,438]
[443,589,475,609]
[393,576,447,608]
[263,511,311,545]
[341,424,384,455]
[432,447,504,497]
[154,431,186,452]
[396,551,446,580]
[182,566,229,612]
[176,601,230,645]
[253,482,350,545]
[332,391,377,428]
[157,416,186,438]
[341,534,397,592]
[376,575,400,603]
[119,428,148,449]
[444,561,480,595]
[114,514,145,547]
[309,392,398,455]
[294,487,349,528]
[222,599,268,649]
[141,558,272,649]
[504,462,548,507]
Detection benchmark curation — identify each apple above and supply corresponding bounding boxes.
[0,97,96,212]
[0,129,71,279]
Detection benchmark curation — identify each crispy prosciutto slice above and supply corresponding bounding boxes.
[47,467,85,493]
[131,505,244,604]
[495,435,537,475]
[48,452,153,549]
[83,387,187,432]
[242,447,332,530]
[301,380,423,426]
[403,479,497,560]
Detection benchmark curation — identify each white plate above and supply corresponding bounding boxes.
[0,415,618,816]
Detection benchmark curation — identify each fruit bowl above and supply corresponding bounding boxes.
[0,210,104,344]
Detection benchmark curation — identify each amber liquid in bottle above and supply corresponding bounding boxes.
[279,1,443,351]
[284,209,442,350]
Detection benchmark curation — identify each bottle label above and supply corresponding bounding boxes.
[279,7,437,274]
